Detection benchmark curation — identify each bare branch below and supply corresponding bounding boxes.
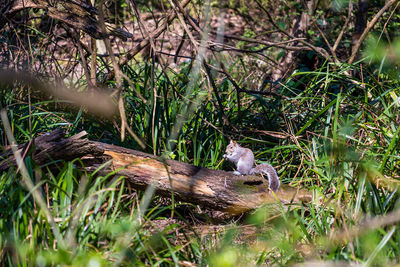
[348,0,398,64]
[333,0,353,52]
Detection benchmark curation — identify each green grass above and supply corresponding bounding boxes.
[2,59,400,266]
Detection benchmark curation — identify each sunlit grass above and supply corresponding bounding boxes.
[2,58,400,266]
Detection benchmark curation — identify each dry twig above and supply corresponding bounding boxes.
[348,0,399,64]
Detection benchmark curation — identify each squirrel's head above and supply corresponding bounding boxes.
[225,140,238,155]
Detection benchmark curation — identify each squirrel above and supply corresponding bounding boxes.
[223,140,280,192]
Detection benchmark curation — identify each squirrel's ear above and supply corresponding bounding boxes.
[229,140,234,144]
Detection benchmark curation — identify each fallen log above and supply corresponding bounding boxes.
[0,130,311,214]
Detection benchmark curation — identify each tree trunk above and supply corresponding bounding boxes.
[352,0,369,54]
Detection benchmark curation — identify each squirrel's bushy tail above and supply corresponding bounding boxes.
[250,163,280,192]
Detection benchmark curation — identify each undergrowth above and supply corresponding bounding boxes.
[1,58,400,266]
[1,1,400,266]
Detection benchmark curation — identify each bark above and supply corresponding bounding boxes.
[0,129,101,171]
[0,129,311,214]
[352,0,369,53]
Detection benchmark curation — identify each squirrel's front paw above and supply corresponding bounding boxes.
[223,154,227,159]
[233,171,242,175]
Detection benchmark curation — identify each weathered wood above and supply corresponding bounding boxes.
[0,129,102,170]
[0,130,311,214]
